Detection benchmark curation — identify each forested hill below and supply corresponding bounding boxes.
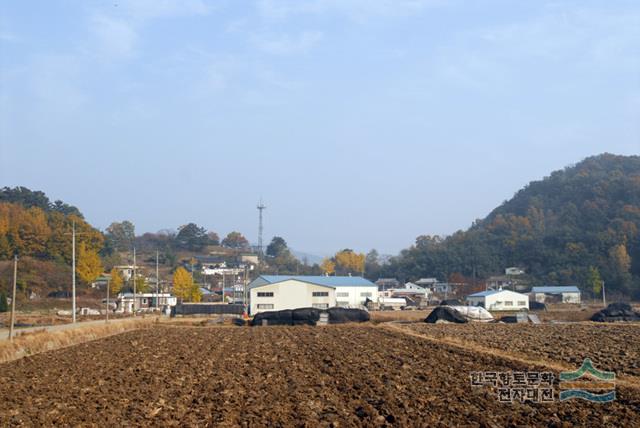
[0,187,102,262]
[0,186,83,218]
[382,154,640,298]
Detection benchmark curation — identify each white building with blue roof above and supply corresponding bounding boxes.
[466,289,529,311]
[248,275,378,314]
[530,286,581,304]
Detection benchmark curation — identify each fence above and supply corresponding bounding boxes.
[171,303,244,317]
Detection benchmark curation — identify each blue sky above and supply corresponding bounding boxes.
[1,0,639,256]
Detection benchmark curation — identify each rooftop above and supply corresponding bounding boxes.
[257,275,376,288]
[468,289,527,298]
[531,286,580,294]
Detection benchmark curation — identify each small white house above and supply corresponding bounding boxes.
[116,292,177,313]
[334,282,378,308]
[530,286,581,304]
[505,267,525,276]
[402,282,428,294]
[113,265,135,281]
[467,289,529,311]
[380,282,431,300]
[248,275,377,314]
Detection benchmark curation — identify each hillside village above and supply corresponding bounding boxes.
[2,154,640,323]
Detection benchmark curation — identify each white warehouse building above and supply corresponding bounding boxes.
[530,286,581,304]
[466,289,529,311]
[248,275,378,314]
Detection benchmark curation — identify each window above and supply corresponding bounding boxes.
[336,292,349,297]
[504,301,513,306]
[517,301,526,306]
[312,291,329,297]
[312,303,329,309]
[360,292,372,297]
[257,292,274,297]
[257,304,274,310]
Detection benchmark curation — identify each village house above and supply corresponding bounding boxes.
[375,278,400,291]
[415,278,439,288]
[113,265,135,281]
[379,282,431,301]
[505,267,526,276]
[248,275,378,314]
[530,286,581,304]
[466,289,529,311]
[115,292,177,313]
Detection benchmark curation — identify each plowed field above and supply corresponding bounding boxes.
[1,325,639,426]
[405,323,640,378]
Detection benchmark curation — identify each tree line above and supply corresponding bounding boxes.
[377,154,640,299]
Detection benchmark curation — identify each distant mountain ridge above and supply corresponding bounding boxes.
[291,250,324,266]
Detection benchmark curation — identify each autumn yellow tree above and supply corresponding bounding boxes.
[321,258,335,275]
[109,267,123,295]
[173,267,200,302]
[77,241,103,284]
[189,284,203,303]
[134,276,151,293]
[334,249,365,275]
[609,244,631,274]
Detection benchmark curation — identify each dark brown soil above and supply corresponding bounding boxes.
[0,325,639,426]
[407,323,640,378]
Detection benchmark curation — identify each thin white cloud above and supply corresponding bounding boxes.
[252,31,324,55]
[116,0,211,21]
[90,14,138,59]
[84,0,212,61]
[255,0,449,22]
[428,3,640,92]
[0,31,17,43]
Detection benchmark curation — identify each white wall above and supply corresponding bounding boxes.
[534,292,581,304]
[562,292,581,304]
[485,290,529,311]
[334,286,378,308]
[250,279,335,314]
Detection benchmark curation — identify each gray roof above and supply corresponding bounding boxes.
[250,275,376,289]
[531,286,580,294]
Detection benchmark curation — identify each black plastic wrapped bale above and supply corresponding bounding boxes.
[250,309,294,326]
[590,303,640,322]
[529,301,547,311]
[424,306,468,324]
[292,307,324,326]
[232,318,247,326]
[326,307,370,324]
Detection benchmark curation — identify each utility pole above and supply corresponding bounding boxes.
[9,255,17,341]
[106,278,110,323]
[65,222,89,323]
[156,250,160,310]
[243,265,248,316]
[72,221,77,323]
[221,272,225,304]
[602,280,606,307]
[132,247,137,316]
